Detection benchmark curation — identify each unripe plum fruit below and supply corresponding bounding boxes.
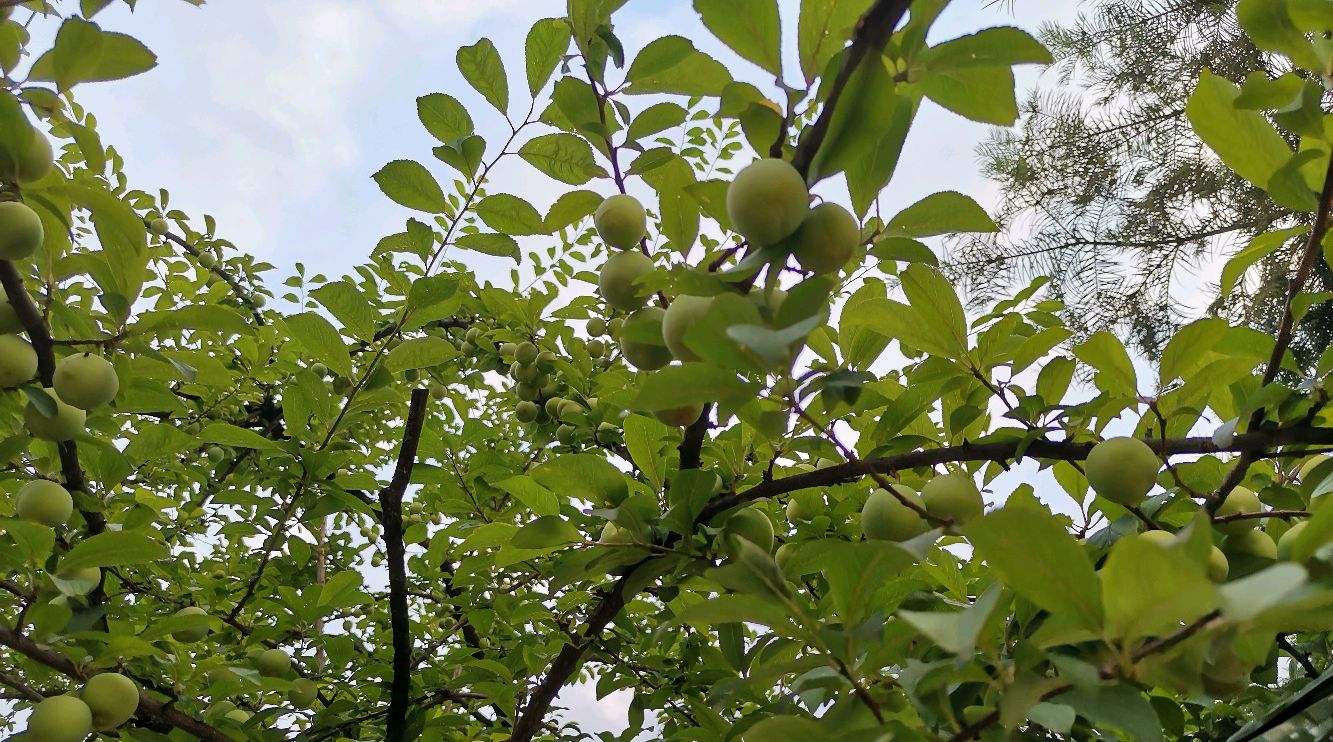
[653,402,702,427]
[774,542,797,570]
[149,218,170,236]
[515,341,538,365]
[726,158,809,246]
[724,507,774,553]
[1277,522,1307,561]
[16,479,73,527]
[13,131,53,183]
[1225,529,1277,560]
[0,296,20,332]
[1138,529,1177,548]
[0,333,37,387]
[921,472,984,524]
[661,295,714,361]
[790,202,860,275]
[26,694,93,742]
[53,352,119,409]
[598,250,655,311]
[514,400,539,423]
[785,492,822,524]
[0,200,44,260]
[594,194,647,249]
[599,522,634,545]
[170,606,210,642]
[618,307,672,371]
[587,317,607,336]
[25,389,86,442]
[1084,436,1159,507]
[861,485,928,541]
[1215,486,1264,535]
[1207,545,1229,582]
[256,647,290,677]
[81,672,139,730]
[288,678,318,708]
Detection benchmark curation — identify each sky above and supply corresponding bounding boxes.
[32,0,1085,736]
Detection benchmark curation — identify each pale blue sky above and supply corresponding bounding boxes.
[49,0,1082,735]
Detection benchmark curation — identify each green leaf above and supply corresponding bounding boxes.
[525,18,571,96]
[310,282,379,341]
[674,594,791,631]
[476,194,547,235]
[416,93,473,142]
[964,506,1103,632]
[916,65,1020,125]
[494,476,559,517]
[518,133,606,185]
[544,189,603,232]
[455,232,520,261]
[1238,0,1321,71]
[1219,563,1307,621]
[457,38,509,115]
[871,237,938,266]
[883,191,997,238]
[811,540,914,626]
[511,515,583,548]
[317,570,365,609]
[60,530,168,572]
[407,275,458,312]
[2,519,54,564]
[530,453,629,507]
[626,102,688,142]
[199,423,280,451]
[285,312,353,378]
[1220,226,1309,297]
[900,583,1003,655]
[1186,69,1292,190]
[1053,684,1163,742]
[622,414,669,490]
[373,160,447,213]
[797,0,871,85]
[433,135,486,181]
[693,0,782,77]
[632,364,757,412]
[29,18,157,90]
[384,337,460,371]
[1099,535,1218,644]
[624,36,733,96]
[1073,331,1137,397]
[900,264,969,359]
[920,27,1052,71]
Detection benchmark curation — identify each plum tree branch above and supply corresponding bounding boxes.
[155,227,266,324]
[1211,152,1333,509]
[0,624,228,741]
[382,387,430,742]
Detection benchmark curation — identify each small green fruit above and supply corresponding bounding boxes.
[1207,546,1230,582]
[724,508,774,553]
[309,362,328,377]
[594,194,648,249]
[1277,521,1308,561]
[170,606,210,642]
[725,158,809,246]
[618,307,672,370]
[785,492,821,524]
[652,403,703,427]
[515,341,538,365]
[1138,529,1177,548]
[81,672,139,730]
[0,334,37,387]
[16,479,73,527]
[608,317,625,335]
[53,353,119,409]
[921,472,984,524]
[1085,436,1160,507]
[499,342,518,359]
[1224,529,1277,560]
[587,338,606,358]
[256,647,290,677]
[556,424,576,445]
[149,218,170,236]
[0,201,46,260]
[288,678,318,708]
[14,131,53,183]
[587,317,608,336]
[1215,487,1264,535]
[26,694,93,742]
[544,397,565,418]
[515,400,539,423]
[774,542,798,570]
[0,296,20,333]
[790,202,859,275]
[536,350,557,372]
[661,295,714,362]
[598,250,655,311]
[24,389,86,442]
[861,486,928,541]
[430,382,447,400]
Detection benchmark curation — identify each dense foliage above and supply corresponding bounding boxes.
[2,1,1333,741]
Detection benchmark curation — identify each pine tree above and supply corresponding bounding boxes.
[951,0,1332,361]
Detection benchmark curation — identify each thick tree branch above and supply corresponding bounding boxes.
[1212,153,1333,509]
[382,387,430,742]
[0,624,228,741]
